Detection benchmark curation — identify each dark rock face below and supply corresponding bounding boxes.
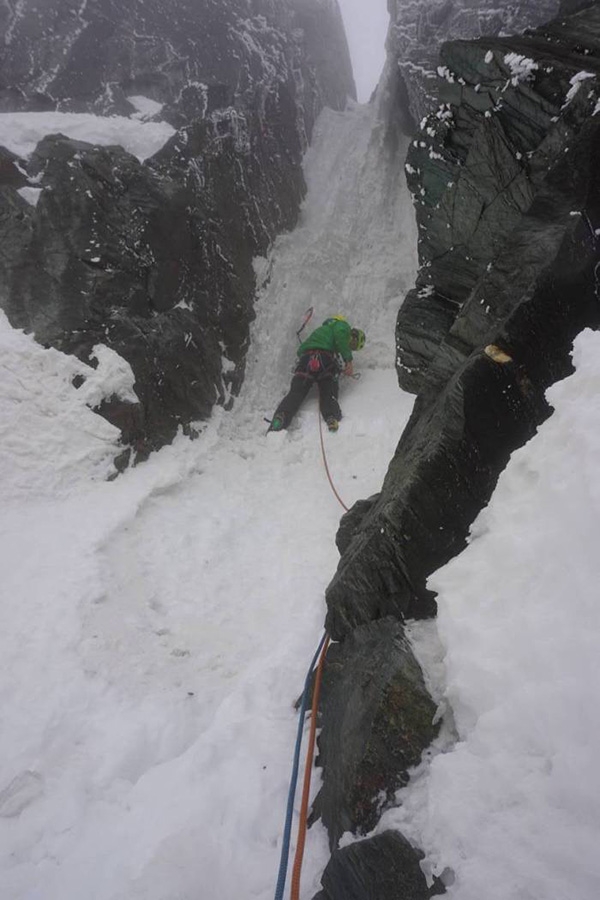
[387,0,562,128]
[399,14,600,392]
[313,619,438,848]
[313,831,430,900]
[0,0,355,454]
[325,7,600,637]
[335,495,379,556]
[0,0,355,121]
[326,353,546,637]
[0,147,27,188]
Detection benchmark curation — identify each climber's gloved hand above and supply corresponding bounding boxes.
[343,361,354,377]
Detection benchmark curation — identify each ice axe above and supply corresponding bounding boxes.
[296,306,314,343]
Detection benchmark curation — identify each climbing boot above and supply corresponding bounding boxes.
[268,415,285,432]
[326,417,339,432]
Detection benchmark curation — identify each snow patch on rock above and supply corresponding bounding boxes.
[0,112,175,162]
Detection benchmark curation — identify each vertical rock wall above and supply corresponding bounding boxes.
[387,0,563,129]
[0,0,355,455]
[314,8,600,896]
[325,5,600,639]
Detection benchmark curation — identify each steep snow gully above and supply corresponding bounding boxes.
[0,100,419,899]
[4,65,600,900]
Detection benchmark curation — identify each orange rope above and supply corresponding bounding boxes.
[290,634,331,900]
[318,412,349,512]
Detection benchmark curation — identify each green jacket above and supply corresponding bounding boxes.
[298,317,353,362]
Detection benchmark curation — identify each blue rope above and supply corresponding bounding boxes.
[273,630,328,900]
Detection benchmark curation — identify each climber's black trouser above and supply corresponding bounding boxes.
[273,351,341,427]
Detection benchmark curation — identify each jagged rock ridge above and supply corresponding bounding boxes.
[0,0,355,456]
[387,0,564,128]
[313,7,600,895]
[325,4,600,640]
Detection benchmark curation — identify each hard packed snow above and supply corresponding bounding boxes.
[0,111,175,162]
[0,312,125,499]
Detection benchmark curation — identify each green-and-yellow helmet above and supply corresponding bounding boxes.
[351,328,366,351]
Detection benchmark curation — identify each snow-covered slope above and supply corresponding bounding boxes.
[0,312,141,498]
[2,61,600,900]
[0,98,417,900]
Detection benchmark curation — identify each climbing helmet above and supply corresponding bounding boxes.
[350,328,366,351]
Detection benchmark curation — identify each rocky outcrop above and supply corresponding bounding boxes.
[312,619,438,848]
[387,0,563,128]
[313,831,430,900]
[0,0,355,456]
[325,5,600,640]
[335,495,379,556]
[398,16,600,392]
[0,0,355,122]
[313,13,600,898]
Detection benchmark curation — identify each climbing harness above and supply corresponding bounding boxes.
[307,352,321,374]
[295,350,337,380]
[273,631,329,900]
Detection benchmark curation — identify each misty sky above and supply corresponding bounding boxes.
[337,0,390,102]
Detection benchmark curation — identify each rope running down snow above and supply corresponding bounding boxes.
[290,633,330,900]
[318,411,349,512]
[273,631,329,900]
[273,348,348,898]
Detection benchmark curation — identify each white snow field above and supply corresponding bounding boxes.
[0,98,418,900]
[2,95,600,900]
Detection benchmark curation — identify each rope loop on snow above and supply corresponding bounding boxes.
[273,631,329,900]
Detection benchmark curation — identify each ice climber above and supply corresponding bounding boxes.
[268,315,366,432]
